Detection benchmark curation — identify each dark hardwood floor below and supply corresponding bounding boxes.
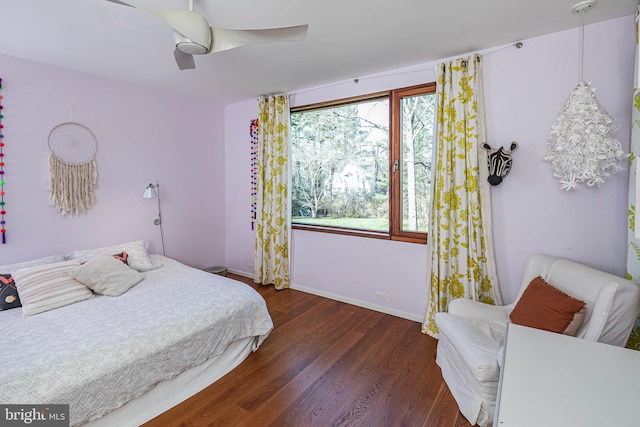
[143,273,473,427]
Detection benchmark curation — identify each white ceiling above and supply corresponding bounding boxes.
[0,0,636,105]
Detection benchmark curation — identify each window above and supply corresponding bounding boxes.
[291,83,436,243]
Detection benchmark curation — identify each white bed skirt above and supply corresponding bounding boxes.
[86,336,257,427]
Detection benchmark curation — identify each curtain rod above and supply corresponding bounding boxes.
[288,42,524,97]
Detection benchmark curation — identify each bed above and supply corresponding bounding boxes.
[0,241,273,426]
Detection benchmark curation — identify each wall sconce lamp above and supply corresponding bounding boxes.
[142,180,166,256]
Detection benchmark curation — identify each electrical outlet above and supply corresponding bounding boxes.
[374,291,385,301]
[248,262,254,270]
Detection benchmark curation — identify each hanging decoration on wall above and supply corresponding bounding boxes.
[544,1,628,191]
[48,121,98,216]
[0,77,6,243]
[482,141,518,186]
[250,119,259,230]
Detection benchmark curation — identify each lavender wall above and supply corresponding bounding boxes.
[1,15,632,322]
[484,16,634,303]
[0,54,226,269]
[224,15,635,321]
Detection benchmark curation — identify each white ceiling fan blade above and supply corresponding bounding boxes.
[105,0,135,7]
[174,48,196,70]
[105,1,212,50]
[146,10,212,50]
[211,25,309,54]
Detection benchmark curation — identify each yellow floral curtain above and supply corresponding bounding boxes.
[625,2,640,350]
[254,94,290,290]
[422,54,502,338]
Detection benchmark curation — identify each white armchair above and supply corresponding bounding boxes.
[434,254,640,427]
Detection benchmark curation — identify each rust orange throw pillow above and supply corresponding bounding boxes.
[510,276,586,336]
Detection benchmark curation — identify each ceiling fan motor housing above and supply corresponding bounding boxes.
[174,31,209,55]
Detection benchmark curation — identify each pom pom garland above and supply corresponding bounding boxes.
[0,77,4,243]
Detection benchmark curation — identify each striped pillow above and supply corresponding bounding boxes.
[12,260,94,316]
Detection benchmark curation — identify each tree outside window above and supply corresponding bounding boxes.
[291,83,435,243]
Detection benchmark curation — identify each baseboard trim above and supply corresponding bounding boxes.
[228,268,253,279]
[227,268,423,323]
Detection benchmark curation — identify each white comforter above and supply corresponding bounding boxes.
[0,255,273,426]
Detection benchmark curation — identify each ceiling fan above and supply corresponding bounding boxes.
[106,0,309,70]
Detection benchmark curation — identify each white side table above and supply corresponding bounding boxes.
[494,323,640,427]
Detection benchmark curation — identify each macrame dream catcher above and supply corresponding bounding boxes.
[48,122,98,215]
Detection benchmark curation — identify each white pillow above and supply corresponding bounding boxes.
[69,254,145,296]
[0,255,66,274]
[11,260,94,316]
[65,240,158,272]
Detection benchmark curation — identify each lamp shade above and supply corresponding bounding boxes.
[142,184,157,199]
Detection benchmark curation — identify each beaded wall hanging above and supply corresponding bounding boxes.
[250,119,259,230]
[0,78,5,243]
